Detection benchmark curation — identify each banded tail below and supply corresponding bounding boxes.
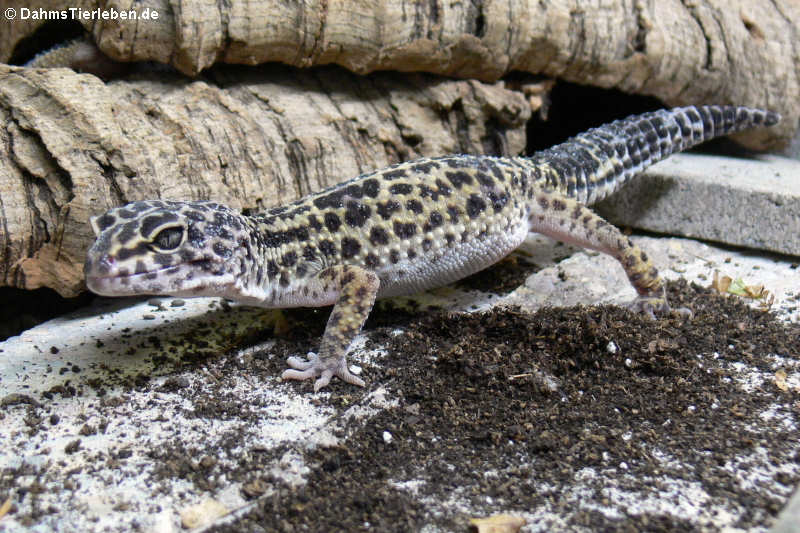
[525,105,780,205]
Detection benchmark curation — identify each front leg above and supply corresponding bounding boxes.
[281,265,380,391]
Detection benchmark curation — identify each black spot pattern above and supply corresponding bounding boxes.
[313,190,347,210]
[406,199,423,214]
[376,200,401,220]
[324,212,342,231]
[308,215,322,231]
[116,224,138,245]
[488,191,509,211]
[345,201,371,227]
[446,170,474,189]
[390,183,414,195]
[213,242,232,259]
[475,171,494,187]
[281,251,297,267]
[261,229,294,248]
[447,205,461,221]
[362,178,380,198]
[434,179,452,197]
[345,184,364,199]
[94,214,116,232]
[369,227,390,246]
[466,194,487,218]
[187,226,205,248]
[341,237,361,259]
[417,184,438,201]
[411,160,440,173]
[319,240,336,256]
[393,221,417,239]
[382,169,407,180]
[293,226,310,242]
[487,162,505,182]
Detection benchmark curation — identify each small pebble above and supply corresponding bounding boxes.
[170,299,185,307]
[382,431,393,444]
[147,298,164,307]
[1,393,42,408]
[143,314,156,320]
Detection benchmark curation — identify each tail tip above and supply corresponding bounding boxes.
[764,110,781,127]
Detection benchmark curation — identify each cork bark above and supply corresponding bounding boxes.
[3,0,797,147]
[0,0,797,296]
[0,65,533,296]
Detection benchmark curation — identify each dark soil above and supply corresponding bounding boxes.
[3,278,798,531]
[199,280,799,532]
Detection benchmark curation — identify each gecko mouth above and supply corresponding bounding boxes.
[85,259,215,295]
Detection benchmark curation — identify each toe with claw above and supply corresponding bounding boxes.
[281,352,366,392]
[626,289,692,320]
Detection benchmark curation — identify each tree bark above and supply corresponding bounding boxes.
[1,0,796,296]
[3,0,796,148]
[0,64,533,296]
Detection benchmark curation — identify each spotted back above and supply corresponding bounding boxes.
[243,154,531,298]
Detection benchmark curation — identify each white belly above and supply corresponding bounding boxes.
[375,221,529,298]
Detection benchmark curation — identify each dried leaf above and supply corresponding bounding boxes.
[0,496,12,520]
[712,271,732,294]
[179,498,229,529]
[758,292,775,311]
[469,513,527,533]
[775,369,789,392]
[711,271,774,308]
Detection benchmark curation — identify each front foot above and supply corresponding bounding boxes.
[281,352,366,392]
[626,294,692,320]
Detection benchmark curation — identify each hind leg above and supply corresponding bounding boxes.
[529,190,689,319]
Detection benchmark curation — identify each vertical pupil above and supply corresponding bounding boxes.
[156,228,182,249]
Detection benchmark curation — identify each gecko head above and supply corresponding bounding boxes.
[85,200,250,298]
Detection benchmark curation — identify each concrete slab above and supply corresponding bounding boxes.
[596,154,800,257]
[771,484,800,533]
[0,234,797,532]
[503,235,800,323]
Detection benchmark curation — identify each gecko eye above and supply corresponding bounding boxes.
[150,227,184,251]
